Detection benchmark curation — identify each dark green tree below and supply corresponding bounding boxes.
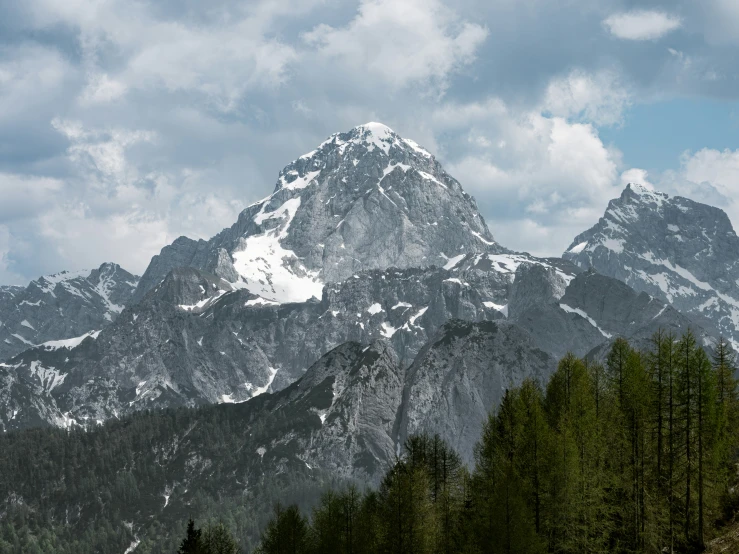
[255,504,310,554]
[177,519,203,554]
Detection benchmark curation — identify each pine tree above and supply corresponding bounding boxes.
[545,353,605,553]
[202,522,240,554]
[256,504,310,554]
[712,336,739,512]
[177,519,203,554]
[516,378,550,536]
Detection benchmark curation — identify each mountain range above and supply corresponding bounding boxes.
[2,122,737,551]
[1,123,716,436]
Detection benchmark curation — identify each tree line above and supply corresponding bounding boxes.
[249,331,739,553]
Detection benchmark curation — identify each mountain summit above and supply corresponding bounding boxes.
[133,123,499,303]
[563,182,739,345]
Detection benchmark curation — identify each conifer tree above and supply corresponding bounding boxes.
[202,522,240,554]
[712,336,739,504]
[177,519,203,554]
[255,504,310,554]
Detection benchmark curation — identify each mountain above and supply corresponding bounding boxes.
[0,257,703,433]
[0,310,709,551]
[0,324,557,552]
[0,127,727,552]
[563,183,739,347]
[132,122,499,303]
[0,263,139,361]
[0,130,714,435]
[0,254,564,431]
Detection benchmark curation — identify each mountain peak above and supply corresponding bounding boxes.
[287,123,433,176]
[623,182,668,206]
[564,185,739,346]
[356,121,395,135]
[135,123,498,304]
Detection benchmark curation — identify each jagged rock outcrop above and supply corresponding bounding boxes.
[0,255,551,431]
[398,320,557,464]
[512,269,701,360]
[507,262,568,319]
[0,263,139,361]
[564,183,739,346]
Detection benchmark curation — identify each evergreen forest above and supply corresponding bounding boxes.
[2,330,739,553]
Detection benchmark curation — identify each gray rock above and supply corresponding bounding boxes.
[398,320,557,464]
[0,263,139,361]
[563,183,739,347]
[0,252,576,431]
[508,262,568,319]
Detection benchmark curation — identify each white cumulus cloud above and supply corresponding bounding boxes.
[603,10,682,41]
[301,0,488,94]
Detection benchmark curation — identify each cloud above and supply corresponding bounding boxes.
[603,10,682,41]
[51,118,155,183]
[0,117,244,283]
[435,95,622,256]
[543,69,631,126]
[0,44,75,123]
[681,148,739,192]
[301,0,488,95]
[0,173,63,223]
[699,0,739,45]
[620,168,654,188]
[79,73,127,105]
[28,0,301,112]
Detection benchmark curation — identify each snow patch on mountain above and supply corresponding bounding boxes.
[232,197,323,303]
[41,330,100,350]
[560,303,613,338]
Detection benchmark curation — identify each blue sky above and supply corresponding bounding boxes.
[601,99,739,172]
[1,0,738,283]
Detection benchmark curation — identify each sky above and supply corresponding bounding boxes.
[1,0,738,284]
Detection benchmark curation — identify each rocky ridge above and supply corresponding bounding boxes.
[0,263,139,361]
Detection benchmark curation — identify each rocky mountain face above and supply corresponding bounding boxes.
[0,252,564,431]
[132,123,500,304]
[398,320,555,464]
[564,183,739,347]
[0,263,139,361]
[0,131,715,441]
[0,258,702,433]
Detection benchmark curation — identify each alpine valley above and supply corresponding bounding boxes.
[0,123,735,552]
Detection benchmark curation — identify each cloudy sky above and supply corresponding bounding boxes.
[1,0,738,284]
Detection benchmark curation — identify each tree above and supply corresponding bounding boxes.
[202,522,240,554]
[255,504,310,554]
[545,353,606,553]
[177,519,203,554]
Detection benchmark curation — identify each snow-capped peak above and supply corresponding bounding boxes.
[357,121,395,135]
[624,182,667,206]
[291,122,433,167]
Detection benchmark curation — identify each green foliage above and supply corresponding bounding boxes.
[254,504,310,554]
[255,332,739,554]
[177,520,203,554]
[175,519,239,554]
[0,395,350,553]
